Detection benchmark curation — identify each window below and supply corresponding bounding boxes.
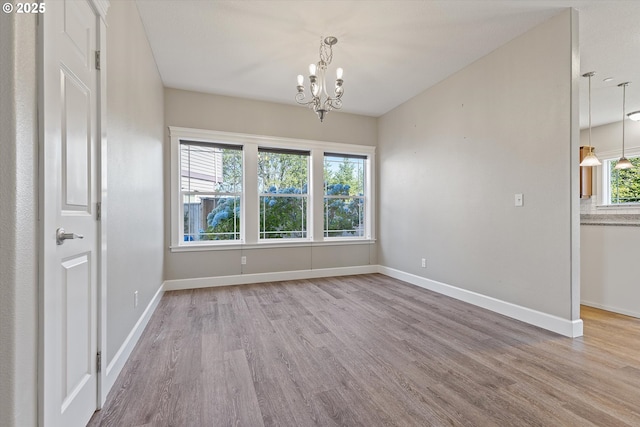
[324,153,366,238]
[170,127,375,250]
[180,141,242,241]
[603,156,640,205]
[258,148,309,239]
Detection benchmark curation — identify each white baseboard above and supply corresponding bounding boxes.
[581,300,640,319]
[164,264,583,337]
[101,283,165,404]
[378,266,583,338]
[163,265,379,291]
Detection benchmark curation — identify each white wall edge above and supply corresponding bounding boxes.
[163,265,378,291]
[378,266,583,338]
[101,283,165,404]
[581,300,640,319]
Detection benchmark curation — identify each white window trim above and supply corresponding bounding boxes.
[323,154,368,239]
[258,149,310,241]
[595,146,640,208]
[169,126,376,251]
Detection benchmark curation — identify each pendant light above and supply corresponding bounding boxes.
[615,82,634,170]
[580,72,602,166]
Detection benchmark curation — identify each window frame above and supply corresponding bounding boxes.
[323,153,367,239]
[180,140,243,243]
[258,147,310,241]
[169,127,376,251]
[598,147,640,207]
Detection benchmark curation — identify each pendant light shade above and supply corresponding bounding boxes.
[615,157,633,169]
[580,72,601,167]
[581,150,602,167]
[627,110,640,121]
[615,82,634,170]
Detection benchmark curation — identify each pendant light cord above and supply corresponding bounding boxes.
[622,83,626,157]
[587,74,593,154]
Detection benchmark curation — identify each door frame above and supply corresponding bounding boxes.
[37,0,110,423]
[93,0,109,408]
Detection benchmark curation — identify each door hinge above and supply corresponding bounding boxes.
[95,50,101,70]
[96,202,102,221]
[97,351,102,373]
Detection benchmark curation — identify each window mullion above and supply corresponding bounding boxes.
[366,154,375,239]
[244,143,259,244]
[311,148,325,241]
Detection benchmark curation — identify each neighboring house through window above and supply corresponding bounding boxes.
[180,141,242,241]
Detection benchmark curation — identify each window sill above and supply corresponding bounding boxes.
[170,239,376,252]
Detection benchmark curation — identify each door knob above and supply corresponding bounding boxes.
[56,228,84,245]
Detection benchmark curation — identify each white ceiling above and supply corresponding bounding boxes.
[136,0,640,129]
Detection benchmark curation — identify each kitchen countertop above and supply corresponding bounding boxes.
[580,214,640,226]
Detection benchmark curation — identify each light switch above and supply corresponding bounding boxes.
[515,193,524,207]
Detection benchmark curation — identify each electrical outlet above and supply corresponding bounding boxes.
[241,256,247,265]
[421,258,427,268]
[134,291,139,308]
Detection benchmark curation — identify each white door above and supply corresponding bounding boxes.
[40,0,99,425]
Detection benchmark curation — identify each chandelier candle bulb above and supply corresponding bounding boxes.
[309,63,316,76]
[297,75,304,86]
[336,67,343,79]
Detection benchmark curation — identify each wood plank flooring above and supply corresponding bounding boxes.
[88,274,640,426]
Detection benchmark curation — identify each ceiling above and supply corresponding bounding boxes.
[135,0,640,129]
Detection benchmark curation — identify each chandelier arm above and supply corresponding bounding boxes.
[296,96,319,110]
[326,98,343,111]
[296,95,322,113]
[295,92,308,104]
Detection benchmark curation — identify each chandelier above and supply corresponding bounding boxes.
[295,36,344,122]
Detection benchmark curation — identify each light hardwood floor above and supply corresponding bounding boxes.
[88,274,640,426]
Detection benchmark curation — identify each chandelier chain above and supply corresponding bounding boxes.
[319,38,333,66]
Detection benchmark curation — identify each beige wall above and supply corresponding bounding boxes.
[584,119,640,154]
[164,88,378,146]
[0,11,38,427]
[378,10,579,320]
[163,89,378,281]
[106,0,165,362]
